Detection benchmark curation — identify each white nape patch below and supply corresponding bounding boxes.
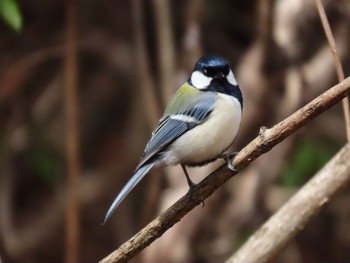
[190,71,212,89]
[170,114,199,123]
[227,70,238,86]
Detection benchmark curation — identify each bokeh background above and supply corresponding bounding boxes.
[1,0,350,262]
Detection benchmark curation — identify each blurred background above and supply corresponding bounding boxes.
[0,0,350,262]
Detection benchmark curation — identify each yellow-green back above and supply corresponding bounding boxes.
[162,82,199,119]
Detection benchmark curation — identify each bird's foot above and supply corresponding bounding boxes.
[186,182,205,207]
[218,152,239,172]
[181,164,205,207]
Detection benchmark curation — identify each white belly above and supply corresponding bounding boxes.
[162,93,242,165]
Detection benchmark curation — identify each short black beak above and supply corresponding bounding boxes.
[214,72,225,79]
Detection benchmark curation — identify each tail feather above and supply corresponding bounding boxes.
[102,163,154,224]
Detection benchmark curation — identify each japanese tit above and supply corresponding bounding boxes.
[103,54,243,224]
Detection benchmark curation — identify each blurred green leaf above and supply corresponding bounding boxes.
[279,139,336,187]
[28,145,61,186]
[0,0,22,32]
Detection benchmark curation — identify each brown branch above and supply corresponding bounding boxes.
[64,0,81,262]
[132,0,161,125]
[99,76,350,263]
[315,0,350,141]
[152,0,176,104]
[226,142,350,263]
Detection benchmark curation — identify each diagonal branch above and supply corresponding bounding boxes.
[226,142,350,263]
[99,76,350,263]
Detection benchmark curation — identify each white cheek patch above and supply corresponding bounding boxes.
[227,70,238,86]
[190,71,212,89]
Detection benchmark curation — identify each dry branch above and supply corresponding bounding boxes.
[226,142,350,263]
[99,76,350,263]
[153,0,176,103]
[132,0,161,125]
[315,0,350,141]
[64,0,81,262]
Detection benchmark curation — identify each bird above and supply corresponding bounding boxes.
[103,54,243,224]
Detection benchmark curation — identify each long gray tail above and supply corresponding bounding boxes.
[102,162,155,225]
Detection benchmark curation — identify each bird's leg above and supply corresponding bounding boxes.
[218,152,239,172]
[181,164,205,207]
[181,164,196,189]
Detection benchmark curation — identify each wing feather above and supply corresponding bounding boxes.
[136,91,216,170]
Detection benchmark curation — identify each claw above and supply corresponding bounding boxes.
[218,152,239,172]
[226,159,238,172]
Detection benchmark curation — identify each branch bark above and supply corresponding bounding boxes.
[99,76,350,263]
[226,142,350,263]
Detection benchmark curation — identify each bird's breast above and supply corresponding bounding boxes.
[163,93,242,165]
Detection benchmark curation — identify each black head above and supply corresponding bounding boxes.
[194,54,230,79]
[189,54,238,90]
[189,54,243,109]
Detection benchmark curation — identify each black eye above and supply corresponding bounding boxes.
[203,68,208,75]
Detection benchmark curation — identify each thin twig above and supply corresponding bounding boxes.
[226,143,350,263]
[99,77,350,263]
[315,0,350,141]
[64,0,81,262]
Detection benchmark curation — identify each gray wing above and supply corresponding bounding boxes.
[136,93,216,170]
